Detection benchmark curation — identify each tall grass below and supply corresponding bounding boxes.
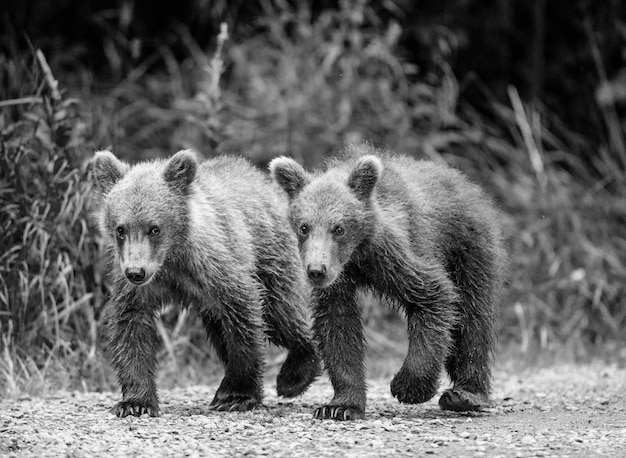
[0,51,108,396]
[484,87,626,357]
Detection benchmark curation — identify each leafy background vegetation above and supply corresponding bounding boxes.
[1,0,625,396]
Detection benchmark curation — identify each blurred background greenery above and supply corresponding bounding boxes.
[1,0,625,397]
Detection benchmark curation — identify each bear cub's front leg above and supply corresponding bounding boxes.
[310,290,367,421]
[105,304,161,418]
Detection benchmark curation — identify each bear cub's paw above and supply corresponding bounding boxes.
[439,388,491,412]
[276,349,322,398]
[112,400,160,418]
[390,366,439,404]
[209,393,261,412]
[313,404,365,421]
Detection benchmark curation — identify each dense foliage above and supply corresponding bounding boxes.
[0,52,109,394]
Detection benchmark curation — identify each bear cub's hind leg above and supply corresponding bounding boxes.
[439,389,490,412]
[259,252,322,398]
[439,315,494,412]
[210,378,262,412]
[205,290,266,412]
[439,244,499,412]
[276,345,320,398]
[263,299,321,398]
[203,311,262,411]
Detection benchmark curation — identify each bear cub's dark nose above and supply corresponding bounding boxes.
[125,267,146,284]
[307,264,327,282]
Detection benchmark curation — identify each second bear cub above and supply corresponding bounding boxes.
[270,144,506,420]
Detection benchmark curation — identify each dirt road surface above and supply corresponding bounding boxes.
[1,363,625,457]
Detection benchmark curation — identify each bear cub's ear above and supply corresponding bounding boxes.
[348,155,383,201]
[269,157,310,199]
[93,150,128,195]
[164,149,198,192]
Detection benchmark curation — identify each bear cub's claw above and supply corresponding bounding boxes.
[313,404,365,421]
[209,394,261,412]
[276,350,322,398]
[390,366,439,404]
[439,388,490,412]
[112,401,160,418]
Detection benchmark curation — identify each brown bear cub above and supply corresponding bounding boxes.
[93,149,321,418]
[270,143,506,420]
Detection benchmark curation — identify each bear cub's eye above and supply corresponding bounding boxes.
[333,225,345,236]
[115,226,125,239]
[299,223,310,236]
[149,226,160,236]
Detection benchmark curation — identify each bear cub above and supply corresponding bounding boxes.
[93,149,320,417]
[270,143,506,420]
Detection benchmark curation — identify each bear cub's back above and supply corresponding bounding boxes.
[199,156,288,214]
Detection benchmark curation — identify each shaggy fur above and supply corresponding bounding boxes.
[270,143,506,420]
[93,150,320,418]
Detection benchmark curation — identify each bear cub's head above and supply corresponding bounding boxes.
[92,149,198,287]
[270,155,382,288]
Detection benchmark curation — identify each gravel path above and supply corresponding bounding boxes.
[1,363,625,457]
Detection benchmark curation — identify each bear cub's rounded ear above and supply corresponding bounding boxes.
[348,155,383,201]
[93,150,128,194]
[269,156,310,199]
[164,149,198,191]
